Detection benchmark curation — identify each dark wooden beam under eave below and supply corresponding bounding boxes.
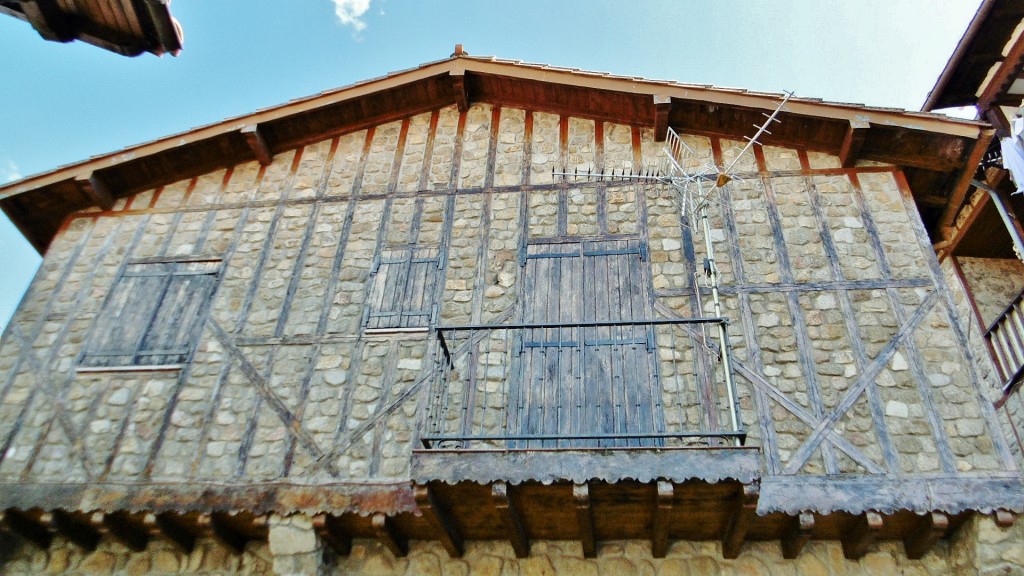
[20,0,77,42]
[651,480,674,558]
[371,513,408,558]
[414,485,464,557]
[839,120,870,168]
[781,512,815,559]
[903,512,949,559]
[936,128,995,238]
[842,511,883,559]
[75,172,115,211]
[241,125,274,166]
[722,484,759,559]
[654,95,672,142]
[451,68,469,113]
[574,483,597,558]
[492,482,529,558]
[313,514,352,557]
[978,32,1024,114]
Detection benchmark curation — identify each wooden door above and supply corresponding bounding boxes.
[510,239,663,447]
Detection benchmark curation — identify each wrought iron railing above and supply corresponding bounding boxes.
[421,318,745,450]
[985,287,1024,390]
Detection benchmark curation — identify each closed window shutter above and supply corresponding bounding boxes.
[366,246,440,329]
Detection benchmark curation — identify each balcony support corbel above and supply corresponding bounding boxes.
[313,514,352,557]
[573,482,597,558]
[781,512,815,559]
[651,480,674,557]
[722,483,758,558]
[904,512,948,559]
[492,481,529,558]
[372,513,407,557]
[842,511,883,559]
[415,485,464,557]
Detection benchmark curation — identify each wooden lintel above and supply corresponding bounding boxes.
[722,484,759,559]
[414,485,464,557]
[51,510,102,552]
[942,188,991,256]
[101,511,151,552]
[372,513,408,558]
[781,512,815,559]
[573,483,597,558]
[241,125,273,166]
[995,509,1017,528]
[0,510,53,549]
[75,172,115,211]
[21,0,77,42]
[651,480,674,558]
[839,119,870,168]
[936,128,995,233]
[492,482,529,558]
[313,514,352,557]
[654,95,672,142]
[210,513,254,555]
[450,70,469,113]
[155,513,198,553]
[903,512,949,559]
[841,511,883,559]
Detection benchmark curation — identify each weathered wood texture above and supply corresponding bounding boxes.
[0,103,1014,523]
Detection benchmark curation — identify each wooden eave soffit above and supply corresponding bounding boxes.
[20,0,77,42]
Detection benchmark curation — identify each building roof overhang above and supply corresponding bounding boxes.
[0,54,990,253]
[0,0,183,57]
[923,0,1024,115]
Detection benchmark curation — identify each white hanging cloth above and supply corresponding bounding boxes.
[1002,116,1024,195]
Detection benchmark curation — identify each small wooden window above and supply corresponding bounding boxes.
[365,245,441,330]
[79,260,221,368]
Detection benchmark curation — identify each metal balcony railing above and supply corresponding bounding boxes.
[421,318,745,450]
[985,287,1024,390]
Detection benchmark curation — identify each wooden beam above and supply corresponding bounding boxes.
[839,119,870,168]
[313,514,352,557]
[781,512,814,559]
[904,512,949,559]
[20,0,77,42]
[573,483,597,558]
[986,107,1012,138]
[842,512,883,559]
[414,485,463,557]
[492,482,529,558]
[200,513,252,555]
[936,128,995,233]
[996,509,1017,528]
[100,511,150,552]
[241,125,273,166]
[0,510,53,549]
[372,513,408,558]
[75,172,115,211]
[654,95,672,142]
[155,513,198,553]
[451,69,469,113]
[51,510,101,551]
[722,484,759,559]
[651,480,674,558]
[978,34,1024,113]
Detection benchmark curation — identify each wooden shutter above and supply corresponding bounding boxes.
[366,245,440,329]
[81,260,220,367]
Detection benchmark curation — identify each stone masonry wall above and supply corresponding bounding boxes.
[957,256,1024,327]
[0,103,1019,573]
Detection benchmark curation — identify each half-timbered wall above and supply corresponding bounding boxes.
[0,103,1019,571]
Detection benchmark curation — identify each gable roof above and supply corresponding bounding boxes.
[1,52,990,252]
[0,0,182,57]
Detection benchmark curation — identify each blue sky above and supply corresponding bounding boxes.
[0,0,981,330]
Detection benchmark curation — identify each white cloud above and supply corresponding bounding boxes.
[331,0,372,32]
[0,160,20,183]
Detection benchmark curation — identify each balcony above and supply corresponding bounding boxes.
[985,287,1024,391]
[413,316,758,487]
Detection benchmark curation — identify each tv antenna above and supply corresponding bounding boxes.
[553,91,794,443]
